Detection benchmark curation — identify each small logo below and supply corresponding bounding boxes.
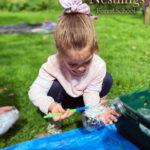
[85,0,145,14]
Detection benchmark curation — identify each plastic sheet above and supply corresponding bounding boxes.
[0,22,56,34]
[2,125,139,150]
[0,107,19,136]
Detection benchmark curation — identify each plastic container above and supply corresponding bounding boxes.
[115,89,150,150]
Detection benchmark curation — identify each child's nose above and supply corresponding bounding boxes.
[78,66,86,72]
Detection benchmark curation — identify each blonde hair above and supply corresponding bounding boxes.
[54,13,98,56]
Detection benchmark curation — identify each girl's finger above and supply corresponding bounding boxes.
[110,110,120,117]
[99,115,108,124]
[53,116,60,121]
[57,104,65,113]
[102,118,110,124]
[66,109,74,118]
[110,115,118,122]
[105,118,113,124]
[68,111,74,117]
[60,109,74,120]
[60,110,69,120]
[52,110,64,121]
[53,114,62,121]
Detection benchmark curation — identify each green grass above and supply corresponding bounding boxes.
[0,10,150,148]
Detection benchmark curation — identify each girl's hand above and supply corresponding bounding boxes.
[97,108,120,124]
[48,102,74,121]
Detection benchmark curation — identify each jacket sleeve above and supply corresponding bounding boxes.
[28,64,55,114]
[83,62,106,107]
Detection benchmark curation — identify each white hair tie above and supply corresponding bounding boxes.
[59,0,90,15]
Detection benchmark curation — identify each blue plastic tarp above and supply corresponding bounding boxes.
[2,125,139,150]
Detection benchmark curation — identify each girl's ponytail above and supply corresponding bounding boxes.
[55,0,98,55]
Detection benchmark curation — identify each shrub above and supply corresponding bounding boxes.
[0,0,60,12]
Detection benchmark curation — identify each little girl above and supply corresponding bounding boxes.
[28,0,119,133]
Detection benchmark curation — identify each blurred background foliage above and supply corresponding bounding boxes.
[0,0,144,12]
[0,0,61,12]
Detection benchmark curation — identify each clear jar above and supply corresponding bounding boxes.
[82,98,125,131]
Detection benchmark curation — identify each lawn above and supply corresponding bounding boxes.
[0,9,150,148]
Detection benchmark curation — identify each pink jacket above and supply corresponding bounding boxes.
[28,53,106,114]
